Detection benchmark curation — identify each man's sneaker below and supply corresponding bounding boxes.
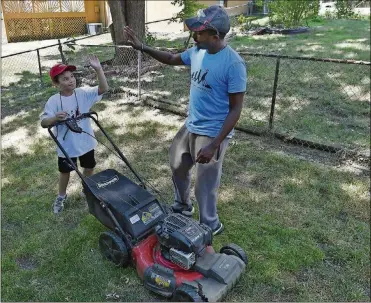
[212,222,224,236]
[171,203,195,217]
[53,195,67,214]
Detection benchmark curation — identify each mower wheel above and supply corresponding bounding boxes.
[99,231,129,267]
[220,243,248,265]
[172,284,205,302]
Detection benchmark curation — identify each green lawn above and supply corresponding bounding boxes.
[1,18,370,302]
[151,18,370,61]
[1,96,369,301]
[230,18,371,61]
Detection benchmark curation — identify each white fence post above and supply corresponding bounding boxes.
[137,50,142,101]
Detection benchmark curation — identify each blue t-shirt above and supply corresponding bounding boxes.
[181,45,247,138]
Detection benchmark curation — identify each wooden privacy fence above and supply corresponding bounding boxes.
[2,0,89,42]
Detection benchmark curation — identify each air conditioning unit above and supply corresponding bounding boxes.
[87,23,103,35]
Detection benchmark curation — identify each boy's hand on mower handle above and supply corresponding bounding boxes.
[124,26,142,50]
[55,111,68,121]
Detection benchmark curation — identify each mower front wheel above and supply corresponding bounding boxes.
[220,243,248,265]
[172,284,205,302]
[99,231,129,267]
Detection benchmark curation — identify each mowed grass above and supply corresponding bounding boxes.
[1,96,369,302]
[1,17,370,302]
[230,18,371,61]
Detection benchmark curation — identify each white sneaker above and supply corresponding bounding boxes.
[53,195,67,214]
[212,222,224,236]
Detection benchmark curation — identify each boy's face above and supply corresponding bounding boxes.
[53,71,76,92]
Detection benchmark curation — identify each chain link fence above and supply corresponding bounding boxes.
[2,33,370,159]
[2,48,40,86]
[239,54,277,131]
[271,57,370,153]
[137,51,370,158]
[60,34,139,95]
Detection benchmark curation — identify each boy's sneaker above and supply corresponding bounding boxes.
[171,203,195,217]
[53,195,67,214]
[212,222,224,236]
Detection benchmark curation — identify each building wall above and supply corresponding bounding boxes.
[145,0,183,22]
[198,0,220,8]
[85,0,101,23]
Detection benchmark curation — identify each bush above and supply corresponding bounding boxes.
[309,15,326,23]
[335,0,355,19]
[261,0,320,28]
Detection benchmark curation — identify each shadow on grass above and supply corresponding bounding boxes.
[114,55,370,150]
[1,71,57,120]
[269,58,370,149]
[2,107,369,301]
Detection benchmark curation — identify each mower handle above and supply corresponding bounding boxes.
[49,111,98,129]
[47,110,146,188]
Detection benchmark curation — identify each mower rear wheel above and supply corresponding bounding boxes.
[172,284,204,302]
[99,231,129,267]
[220,243,248,265]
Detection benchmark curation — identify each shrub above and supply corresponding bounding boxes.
[335,0,355,19]
[259,0,320,28]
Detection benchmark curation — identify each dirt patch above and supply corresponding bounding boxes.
[16,255,38,270]
[233,130,369,176]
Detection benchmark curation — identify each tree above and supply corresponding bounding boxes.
[171,0,206,47]
[171,0,205,22]
[107,0,145,63]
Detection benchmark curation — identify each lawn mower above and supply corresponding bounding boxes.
[48,112,248,301]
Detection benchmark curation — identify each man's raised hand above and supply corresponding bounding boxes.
[124,26,142,50]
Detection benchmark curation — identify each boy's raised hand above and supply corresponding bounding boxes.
[87,55,102,71]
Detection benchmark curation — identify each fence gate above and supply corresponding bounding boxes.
[2,0,88,42]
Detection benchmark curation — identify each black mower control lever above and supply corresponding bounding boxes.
[52,112,98,132]
[65,118,82,133]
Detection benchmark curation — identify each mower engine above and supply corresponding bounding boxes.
[156,213,212,270]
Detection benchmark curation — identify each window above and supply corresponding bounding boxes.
[219,0,228,7]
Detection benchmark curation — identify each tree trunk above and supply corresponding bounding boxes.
[107,0,127,45]
[107,0,145,65]
[124,0,145,42]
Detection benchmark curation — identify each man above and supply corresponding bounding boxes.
[124,5,247,236]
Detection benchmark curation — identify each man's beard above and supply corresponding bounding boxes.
[196,43,207,50]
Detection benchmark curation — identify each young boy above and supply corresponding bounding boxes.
[41,55,109,214]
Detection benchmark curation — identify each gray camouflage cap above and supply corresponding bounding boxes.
[185,5,230,35]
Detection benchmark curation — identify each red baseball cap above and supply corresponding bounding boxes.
[49,63,76,80]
